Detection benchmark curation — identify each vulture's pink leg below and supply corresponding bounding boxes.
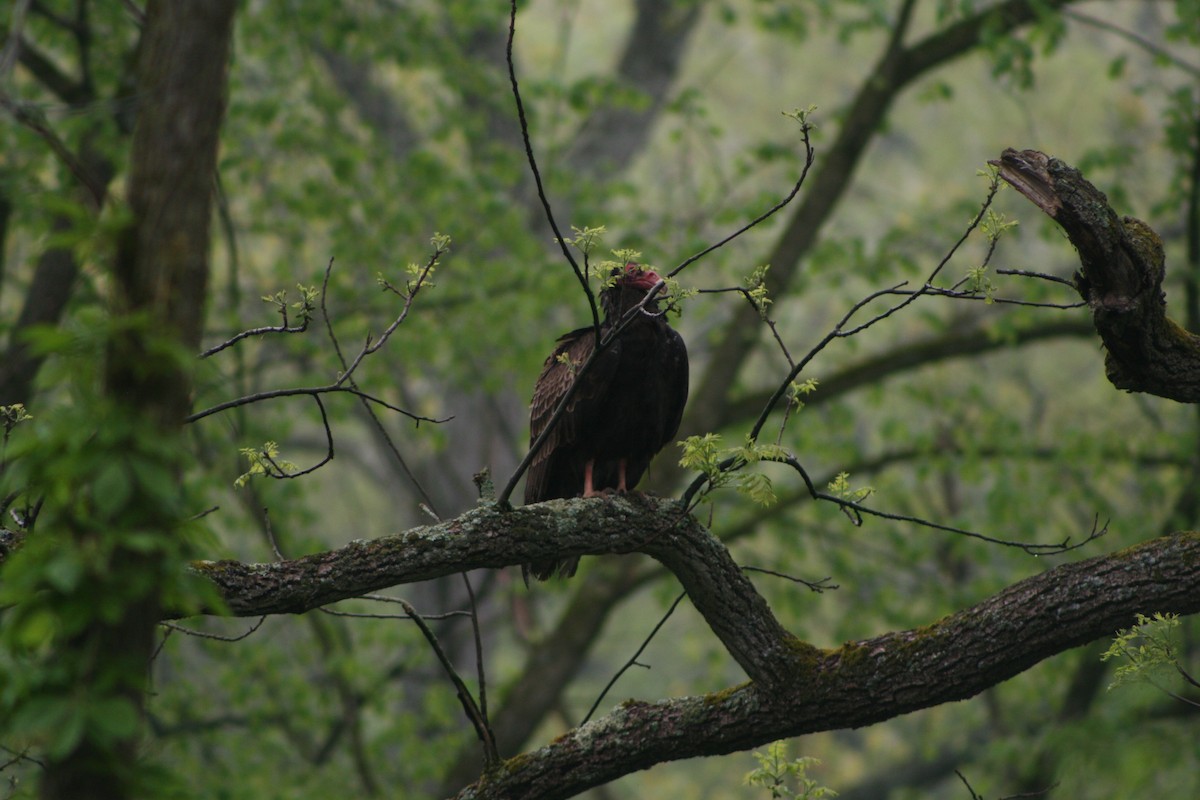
[583,459,598,497]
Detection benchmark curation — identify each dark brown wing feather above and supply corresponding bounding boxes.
[523,326,620,504]
[523,326,622,582]
[660,326,689,446]
[615,322,689,491]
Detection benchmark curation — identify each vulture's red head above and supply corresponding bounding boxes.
[614,262,662,291]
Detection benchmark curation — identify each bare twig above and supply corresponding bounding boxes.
[995,267,1077,287]
[399,599,499,766]
[698,284,796,370]
[263,507,286,560]
[505,0,600,334]
[785,456,1108,556]
[199,311,310,358]
[0,743,45,772]
[191,241,448,429]
[335,239,446,384]
[161,616,268,643]
[319,255,444,517]
[462,572,490,726]
[681,452,1106,557]
[243,395,335,481]
[1063,9,1200,78]
[743,176,1003,447]
[581,590,688,726]
[667,113,816,279]
[955,770,984,800]
[185,381,450,426]
[319,588,476,620]
[741,566,837,593]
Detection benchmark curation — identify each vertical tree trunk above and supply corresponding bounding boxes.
[39,3,235,798]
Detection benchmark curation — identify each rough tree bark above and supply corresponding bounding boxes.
[993,148,1200,402]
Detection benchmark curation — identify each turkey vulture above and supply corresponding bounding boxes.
[523,263,689,581]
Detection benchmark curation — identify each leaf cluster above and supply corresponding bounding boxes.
[1101,612,1187,692]
[745,740,839,800]
[678,433,791,507]
[0,328,220,776]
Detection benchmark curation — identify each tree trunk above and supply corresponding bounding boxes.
[39,3,235,798]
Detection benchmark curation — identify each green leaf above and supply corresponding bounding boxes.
[35,697,88,760]
[10,607,60,650]
[42,550,86,593]
[88,696,142,742]
[93,461,133,519]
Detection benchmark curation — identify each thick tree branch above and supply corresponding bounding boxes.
[190,493,1200,798]
[193,495,806,689]
[993,148,1200,402]
[450,531,1200,800]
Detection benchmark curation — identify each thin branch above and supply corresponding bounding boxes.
[681,452,1106,557]
[744,176,1002,446]
[199,311,310,358]
[0,743,45,772]
[741,566,837,593]
[1000,783,1059,799]
[996,267,1078,287]
[882,285,1084,310]
[399,598,499,767]
[320,256,444,517]
[160,616,267,643]
[246,395,335,481]
[0,94,105,209]
[318,606,472,621]
[955,771,984,800]
[789,457,1109,556]
[1063,8,1200,78]
[253,510,282,565]
[697,284,796,370]
[193,239,448,426]
[666,113,816,279]
[185,383,450,425]
[1176,663,1200,693]
[505,0,599,333]
[462,572,489,726]
[336,239,446,384]
[581,590,688,726]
